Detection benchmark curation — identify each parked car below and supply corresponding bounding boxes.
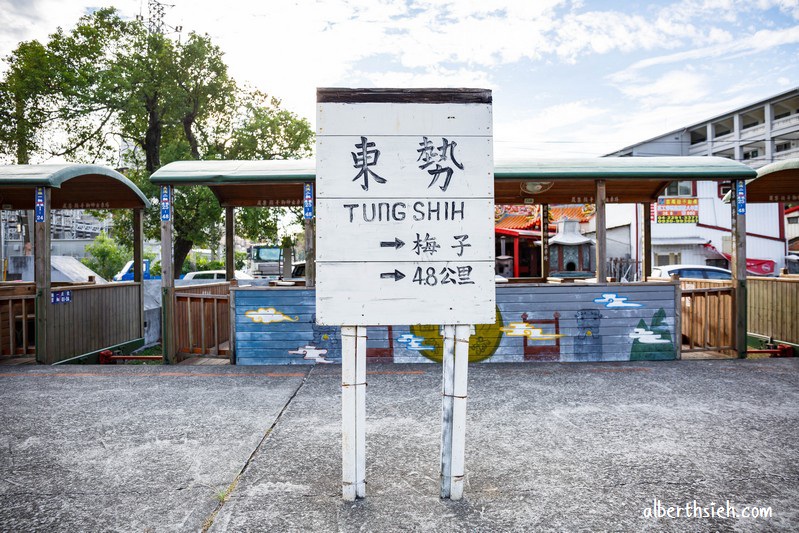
[113,259,160,281]
[651,264,732,280]
[182,270,254,281]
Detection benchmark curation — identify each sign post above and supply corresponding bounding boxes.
[316,88,494,501]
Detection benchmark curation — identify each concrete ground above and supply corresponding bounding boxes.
[0,359,796,532]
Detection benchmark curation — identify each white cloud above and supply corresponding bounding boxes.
[614,69,711,106]
[615,25,799,75]
[245,307,298,324]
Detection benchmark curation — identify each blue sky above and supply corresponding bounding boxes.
[1,0,798,159]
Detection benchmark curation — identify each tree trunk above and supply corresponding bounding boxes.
[182,110,200,160]
[173,236,194,277]
[144,93,162,174]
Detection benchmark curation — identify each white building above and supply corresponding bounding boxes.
[603,88,799,275]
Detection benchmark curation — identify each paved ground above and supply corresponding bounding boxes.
[1,359,797,532]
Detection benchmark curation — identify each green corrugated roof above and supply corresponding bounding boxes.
[150,159,316,184]
[494,156,756,180]
[756,158,799,177]
[0,164,148,206]
[150,156,755,184]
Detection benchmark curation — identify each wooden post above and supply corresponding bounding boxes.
[225,206,235,281]
[541,204,550,279]
[305,217,315,288]
[341,325,366,500]
[133,208,145,340]
[595,180,607,281]
[642,203,652,281]
[513,237,520,278]
[674,276,682,360]
[228,279,237,364]
[440,324,470,500]
[439,325,455,498]
[34,187,51,364]
[450,324,470,500]
[731,180,748,358]
[355,326,366,499]
[160,185,177,364]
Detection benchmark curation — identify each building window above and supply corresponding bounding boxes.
[664,181,693,197]
[655,253,681,266]
[718,181,732,199]
[742,148,759,160]
[788,216,799,225]
[776,142,792,153]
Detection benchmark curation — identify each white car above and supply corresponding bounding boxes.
[182,270,254,281]
[651,264,732,280]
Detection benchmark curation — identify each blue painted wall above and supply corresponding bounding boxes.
[233,283,678,365]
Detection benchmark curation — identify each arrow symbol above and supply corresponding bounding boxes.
[380,269,405,281]
[380,238,405,249]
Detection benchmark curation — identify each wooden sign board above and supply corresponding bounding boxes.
[315,88,495,326]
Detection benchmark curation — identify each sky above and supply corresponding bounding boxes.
[1,0,798,160]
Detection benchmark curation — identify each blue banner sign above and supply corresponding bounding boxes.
[303,183,314,219]
[35,187,45,222]
[736,181,746,216]
[51,290,72,304]
[160,186,171,221]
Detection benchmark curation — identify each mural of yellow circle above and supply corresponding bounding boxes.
[409,306,504,363]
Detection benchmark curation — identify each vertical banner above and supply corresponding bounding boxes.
[303,183,314,219]
[736,181,746,216]
[35,187,46,223]
[160,185,171,221]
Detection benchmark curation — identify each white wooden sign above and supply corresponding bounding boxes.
[316,89,495,326]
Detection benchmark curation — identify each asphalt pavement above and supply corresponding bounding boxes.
[0,358,797,532]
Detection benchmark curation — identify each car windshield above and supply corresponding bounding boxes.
[705,270,731,279]
[678,269,707,278]
[253,247,281,261]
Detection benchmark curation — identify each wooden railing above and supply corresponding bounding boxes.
[679,279,735,353]
[46,282,143,364]
[175,282,230,357]
[0,283,36,357]
[748,276,799,345]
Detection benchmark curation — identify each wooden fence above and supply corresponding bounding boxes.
[679,279,735,354]
[175,282,230,357]
[46,282,143,364]
[0,283,36,357]
[748,276,799,345]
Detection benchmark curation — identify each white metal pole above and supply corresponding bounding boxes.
[341,326,357,501]
[450,324,471,500]
[355,325,367,498]
[439,325,456,498]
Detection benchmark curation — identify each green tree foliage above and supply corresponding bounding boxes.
[0,40,54,164]
[81,232,130,281]
[0,8,314,274]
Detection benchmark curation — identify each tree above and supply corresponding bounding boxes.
[0,40,53,164]
[81,232,130,281]
[0,8,314,275]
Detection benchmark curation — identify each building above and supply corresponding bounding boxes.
[604,88,799,274]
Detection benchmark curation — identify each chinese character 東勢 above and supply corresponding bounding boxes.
[417,136,464,192]
[451,234,471,257]
[413,233,440,255]
[351,136,386,191]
